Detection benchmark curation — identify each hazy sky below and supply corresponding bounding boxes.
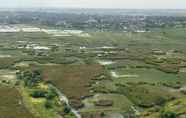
[0,0,186,9]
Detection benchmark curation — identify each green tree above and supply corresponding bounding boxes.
[161,111,177,118]
[30,90,47,98]
[45,100,53,109]
[46,87,58,100]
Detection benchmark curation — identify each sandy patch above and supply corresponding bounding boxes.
[0,55,12,58]
[14,62,30,67]
[110,71,139,78]
[1,75,16,80]
[0,70,17,81]
[179,68,186,73]
[98,60,115,65]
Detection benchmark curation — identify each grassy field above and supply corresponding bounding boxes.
[117,84,176,107]
[113,68,184,84]
[0,86,35,118]
[0,57,19,69]
[41,64,104,98]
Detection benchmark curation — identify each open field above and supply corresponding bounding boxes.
[42,64,104,98]
[0,86,35,118]
[112,68,185,84]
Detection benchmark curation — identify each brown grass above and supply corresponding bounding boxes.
[0,86,35,118]
[42,64,104,100]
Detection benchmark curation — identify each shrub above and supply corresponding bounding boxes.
[160,111,176,118]
[63,105,71,114]
[30,90,47,98]
[45,88,58,100]
[45,100,53,109]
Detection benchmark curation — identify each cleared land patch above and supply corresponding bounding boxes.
[81,93,134,112]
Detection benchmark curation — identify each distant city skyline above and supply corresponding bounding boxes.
[0,0,186,9]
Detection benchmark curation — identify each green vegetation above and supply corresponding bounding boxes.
[117,84,174,108]
[160,111,176,118]
[17,70,76,118]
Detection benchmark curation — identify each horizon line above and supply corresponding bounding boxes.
[0,7,186,10]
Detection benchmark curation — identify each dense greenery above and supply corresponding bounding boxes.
[160,111,176,118]
[17,70,42,87]
[16,70,76,118]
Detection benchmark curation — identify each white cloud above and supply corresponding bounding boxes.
[0,0,186,9]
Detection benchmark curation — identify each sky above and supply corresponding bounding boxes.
[0,0,186,9]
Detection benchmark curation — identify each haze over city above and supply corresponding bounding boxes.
[0,0,186,118]
[0,0,186,9]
